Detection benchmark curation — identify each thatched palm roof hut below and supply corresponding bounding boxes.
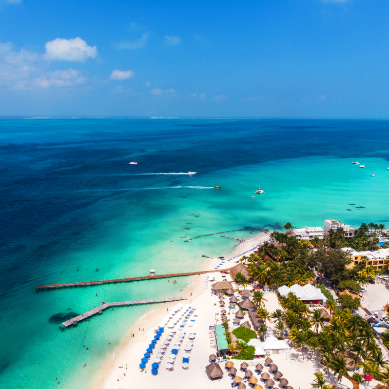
[238,383,246,389]
[245,369,253,378]
[280,378,289,387]
[230,296,238,303]
[266,378,275,387]
[269,363,278,373]
[229,367,237,376]
[241,321,251,329]
[264,357,273,366]
[205,363,223,380]
[241,290,252,299]
[274,371,283,380]
[230,263,251,280]
[235,310,244,319]
[240,362,248,370]
[240,299,255,310]
[254,385,264,389]
[226,288,234,295]
[249,376,258,384]
[319,308,331,321]
[255,363,263,372]
[225,361,234,368]
[261,372,270,380]
[212,281,233,293]
[233,376,242,383]
[209,354,217,361]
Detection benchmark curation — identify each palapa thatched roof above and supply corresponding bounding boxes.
[240,299,255,310]
[241,290,252,299]
[255,363,263,371]
[245,369,253,378]
[254,385,264,389]
[230,263,251,280]
[265,357,273,365]
[249,376,258,384]
[241,321,251,329]
[238,383,246,389]
[319,308,331,321]
[225,361,234,368]
[285,386,293,389]
[240,362,248,369]
[229,367,237,375]
[233,376,242,383]
[230,296,238,303]
[226,288,234,295]
[274,371,283,379]
[266,379,275,387]
[205,363,223,380]
[269,363,278,373]
[235,310,245,319]
[261,372,270,380]
[280,378,289,387]
[212,281,233,291]
[221,309,227,314]
[209,354,217,361]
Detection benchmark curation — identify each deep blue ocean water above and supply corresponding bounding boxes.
[0,119,388,388]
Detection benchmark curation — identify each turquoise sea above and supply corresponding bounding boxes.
[0,119,388,388]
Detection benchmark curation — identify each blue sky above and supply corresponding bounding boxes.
[0,0,388,118]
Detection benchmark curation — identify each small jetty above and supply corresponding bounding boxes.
[37,269,226,291]
[221,236,245,243]
[59,296,186,330]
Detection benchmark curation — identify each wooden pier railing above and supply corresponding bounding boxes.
[37,269,227,291]
[59,296,187,330]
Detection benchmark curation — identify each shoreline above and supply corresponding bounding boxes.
[91,231,270,388]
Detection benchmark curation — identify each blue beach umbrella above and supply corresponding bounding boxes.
[154,335,160,339]
[141,358,148,363]
[171,349,178,354]
[151,368,158,375]
[139,363,146,369]
[144,352,151,358]
[183,358,189,363]
[152,363,159,369]
[149,343,155,348]
[146,348,153,353]
[151,339,157,343]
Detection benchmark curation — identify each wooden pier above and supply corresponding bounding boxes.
[221,236,245,243]
[37,269,227,291]
[59,296,186,330]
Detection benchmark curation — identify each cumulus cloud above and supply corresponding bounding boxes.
[44,37,97,62]
[151,88,163,95]
[110,69,135,80]
[30,69,85,89]
[165,36,181,46]
[213,95,228,101]
[117,32,149,50]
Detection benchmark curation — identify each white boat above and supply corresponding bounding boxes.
[372,174,375,177]
[129,161,138,165]
[187,171,197,176]
[255,185,264,194]
[352,162,360,165]
[359,165,365,168]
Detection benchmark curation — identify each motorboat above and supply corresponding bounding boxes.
[372,174,375,177]
[214,186,221,189]
[359,165,365,168]
[129,161,138,165]
[352,162,360,165]
[255,185,264,194]
[187,171,197,176]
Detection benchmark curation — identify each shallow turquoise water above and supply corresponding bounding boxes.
[0,119,388,388]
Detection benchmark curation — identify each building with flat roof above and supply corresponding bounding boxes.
[324,220,356,238]
[342,247,389,270]
[293,226,324,241]
[278,284,327,305]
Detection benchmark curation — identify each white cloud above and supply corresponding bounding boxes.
[117,32,149,50]
[145,81,151,87]
[110,69,135,80]
[190,93,205,99]
[165,36,181,46]
[213,95,228,101]
[30,69,85,88]
[166,89,175,94]
[151,88,163,95]
[44,37,97,62]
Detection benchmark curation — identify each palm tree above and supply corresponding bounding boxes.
[253,290,266,308]
[312,372,327,389]
[311,309,325,333]
[271,309,283,323]
[257,307,269,322]
[283,222,295,231]
[329,355,348,381]
[258,323,267,341]
[349,341,366,364]
[325,300,336,316]
[236,340,249,353]
[235,272,250,289]
[368,349,387,370]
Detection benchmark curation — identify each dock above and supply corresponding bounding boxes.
[37,269,226,291]
[221,236,245,243]
[59,296,186,330]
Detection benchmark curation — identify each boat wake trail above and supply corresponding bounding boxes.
[74,186,214,193]
[131,172,197,176]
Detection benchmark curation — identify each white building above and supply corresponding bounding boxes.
[278,284,327,305]
[248,336,290,356]
[324,220,356,238]
[341,247,389,270]
[293,226,324,241]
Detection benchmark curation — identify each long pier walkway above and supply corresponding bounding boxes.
[59,296,186,330]
[37,269,226,291]
[221,236,245,243]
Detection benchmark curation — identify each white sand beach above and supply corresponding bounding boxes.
[92,232,351,389]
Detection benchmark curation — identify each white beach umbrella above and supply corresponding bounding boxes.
[169,354,177,359]
[166,363,174,370]
[168,358,175,364]
[157,353,164,358]
[182,363,189,369]
[182,353,190,358]
[153,358,161,364]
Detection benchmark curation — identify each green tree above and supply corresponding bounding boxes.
[235,272,250,289]
[312,372,327,389]
[253,290,266,308]
[283,222,295,231]
[337,294,360,311]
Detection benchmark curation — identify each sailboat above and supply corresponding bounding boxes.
[255,185,264,194]
[129,152,138,165]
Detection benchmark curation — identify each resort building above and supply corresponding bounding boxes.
[229,263,251,281]
[293,226,324,241]
[324,219,356,238]
[278,284,327,305]
[342,247,389,270]
[248,336,290,356]
[211,281,234,295]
